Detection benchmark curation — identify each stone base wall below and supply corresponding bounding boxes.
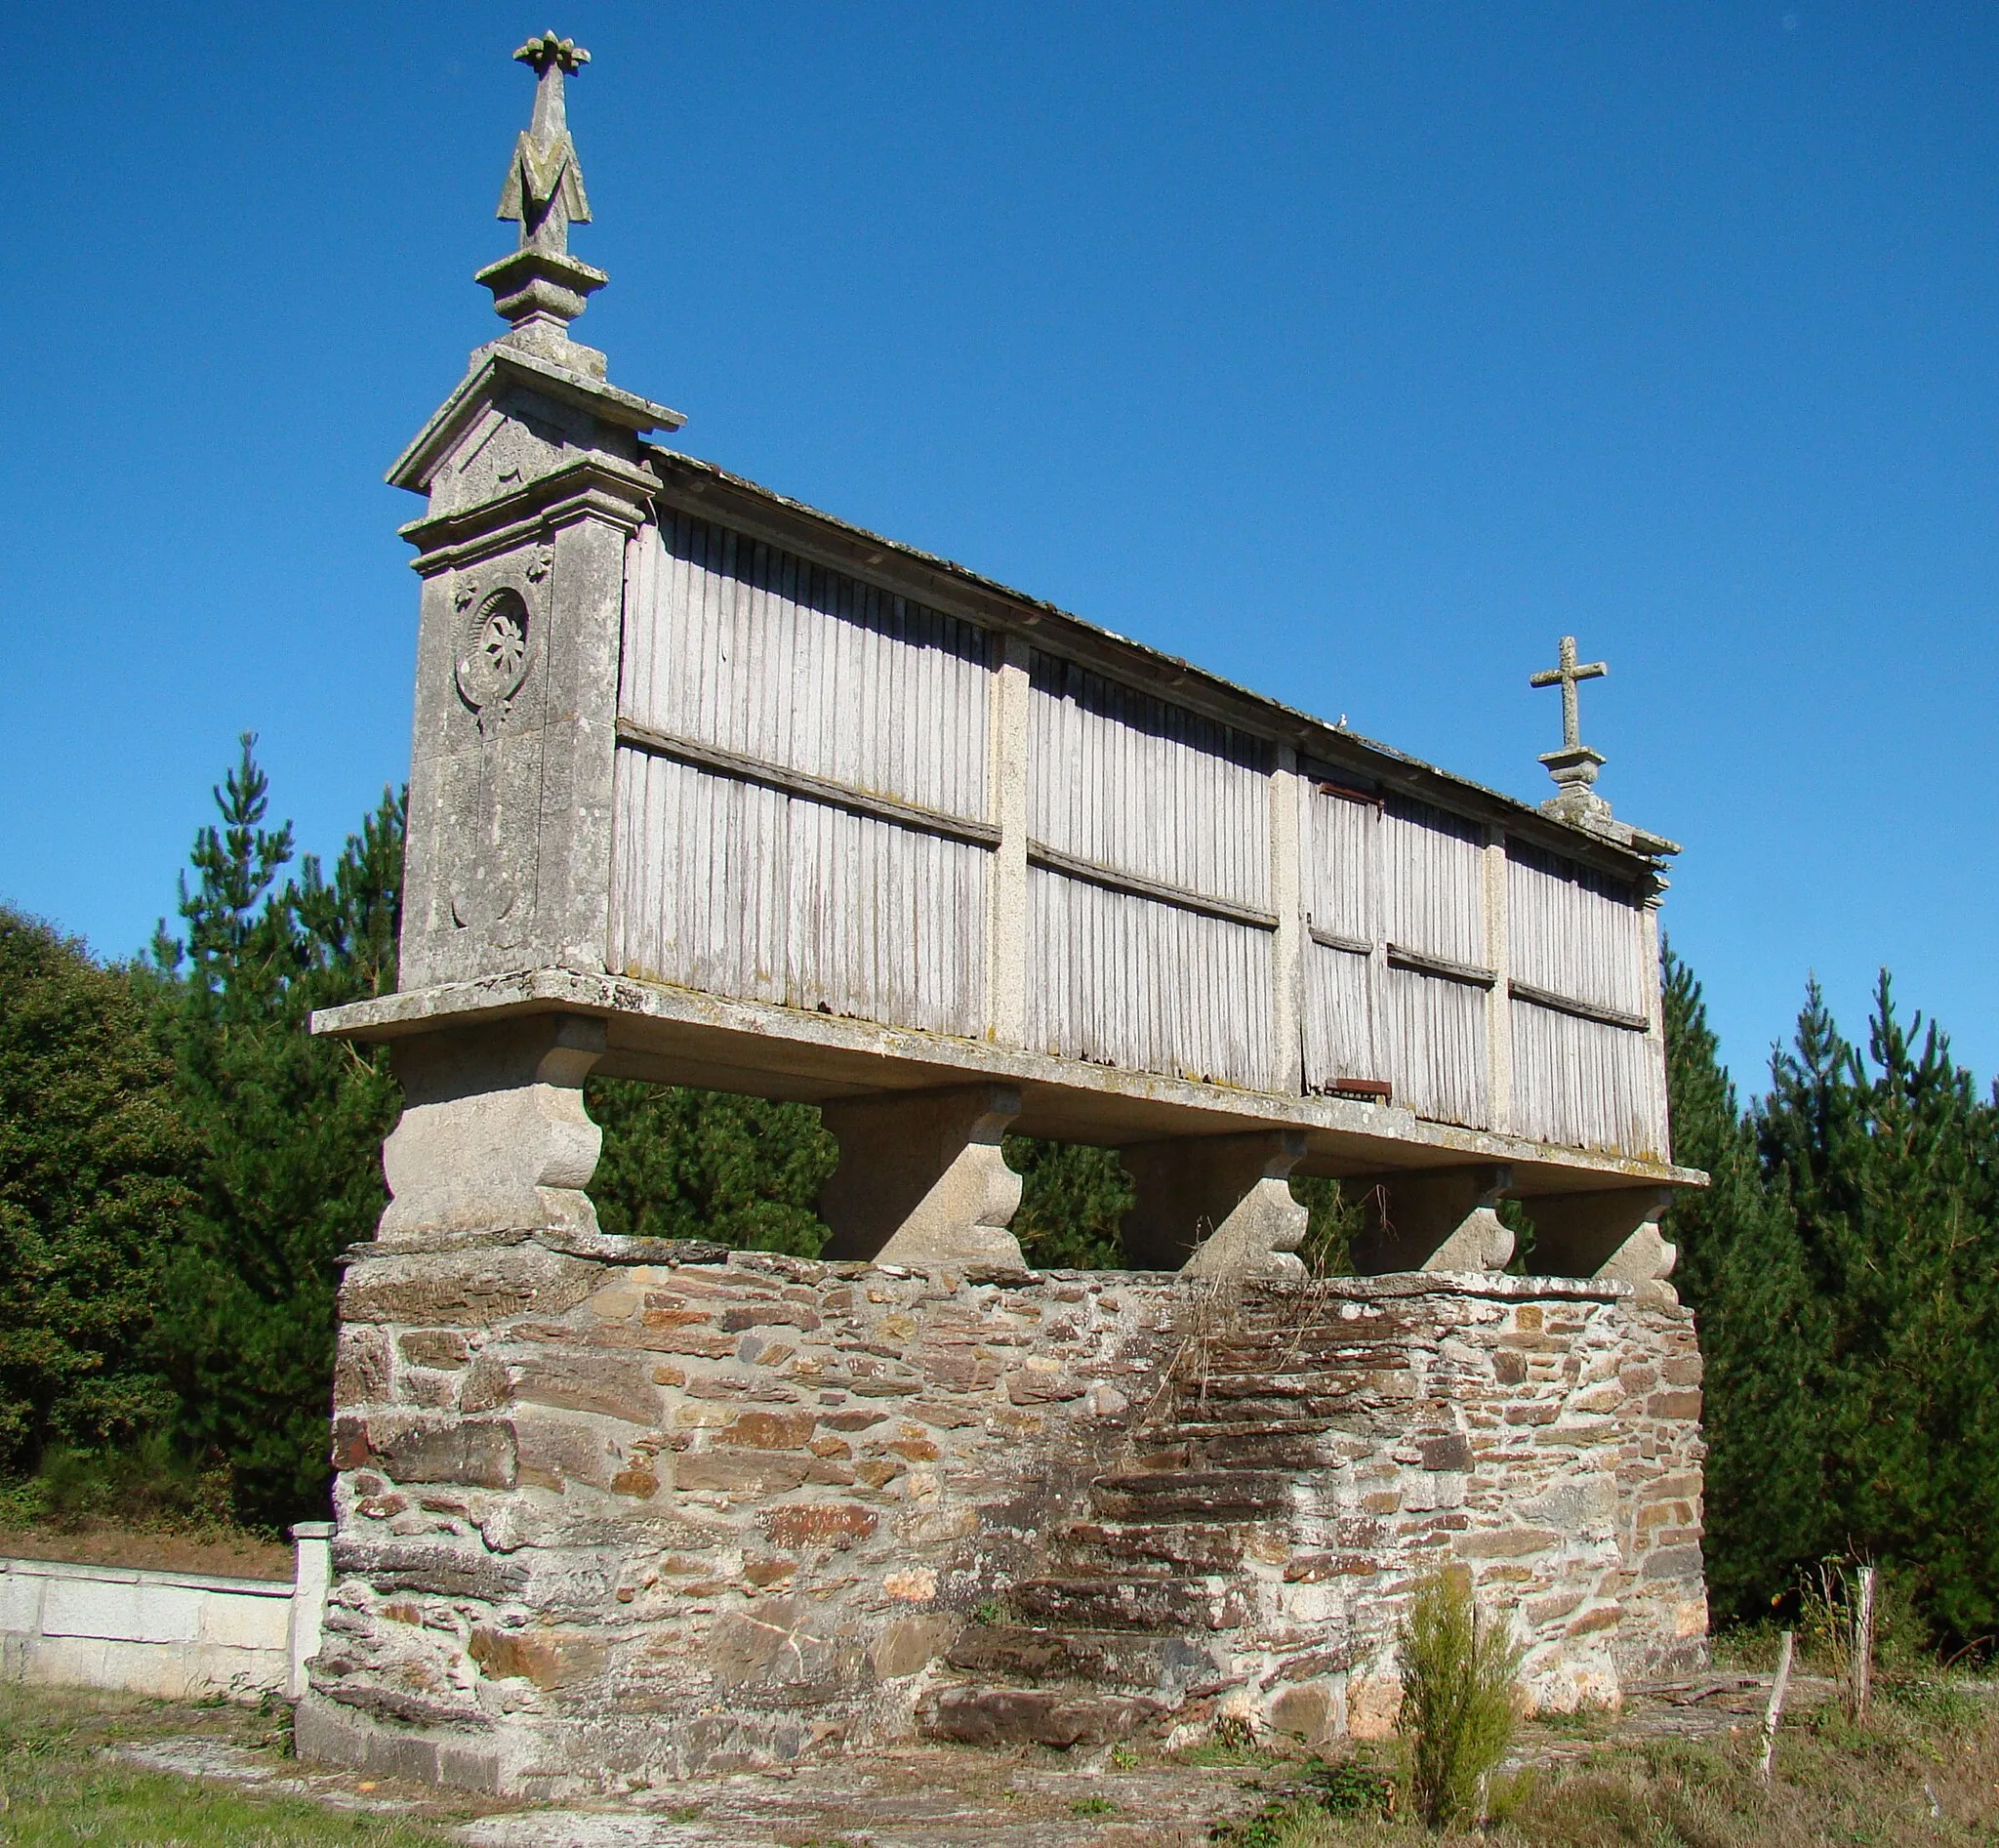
[299,1237,1706,1797]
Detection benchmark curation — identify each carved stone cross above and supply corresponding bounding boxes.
[1530,635,1607,753]
[498,31,592,257]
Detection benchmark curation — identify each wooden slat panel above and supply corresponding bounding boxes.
[1380,965,1489,1129]
[1305,783,1376,943]
[1381,797,1486,966]
[1506,843,1648,1017]
[1027,652,1270,908]
[622,513,993,821]
[1303,941,1377,1092]
[1510,999,1666,1159]
[608,749,987,1038]
[1025,867,1275,1090]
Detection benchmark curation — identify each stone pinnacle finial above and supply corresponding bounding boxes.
[475,30,607,364]
[1530,635,1612,825]
[500,32,592,256]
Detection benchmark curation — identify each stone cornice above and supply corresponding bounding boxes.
[398,455,657,573]
[388,346,684,495]
[310,965,1710,1198]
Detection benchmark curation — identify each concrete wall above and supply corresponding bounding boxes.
[0,1526,331,1703]
[299,1238,1706,1797]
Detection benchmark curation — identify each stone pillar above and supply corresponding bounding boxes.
[1351,1164,1513,1273]
[378,1014,607,1246]
[818,1086,1027,1269]
[985,636,1032,1048]
[1270,748,1306,1095]
[1483,826,1513,1132]
[1121,1131,1308,1280]
[1526,1186,1678,1300]
[288,1521,334,1701]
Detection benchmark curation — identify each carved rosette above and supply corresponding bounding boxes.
[456,587,533,737]
[444,550,553,947]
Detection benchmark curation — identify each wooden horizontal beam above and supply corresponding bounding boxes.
[1386,943,1498,989]
[615,719,1002,850]
[1508,979,1650,1034]
[1025,840,1280,931]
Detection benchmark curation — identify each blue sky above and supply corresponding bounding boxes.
[6,2,1995,1098]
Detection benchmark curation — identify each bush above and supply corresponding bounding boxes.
[0,908,188,1469]
[0,1436,235,1536]
[1395,1569,1524,1828]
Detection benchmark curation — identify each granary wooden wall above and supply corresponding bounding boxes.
[606,509,1670,1166]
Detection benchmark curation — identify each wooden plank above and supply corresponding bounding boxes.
[617,719,1002,851]
[1026,840,1280,931]
[1509,979,1650,1034]
[1385,943,1497,988]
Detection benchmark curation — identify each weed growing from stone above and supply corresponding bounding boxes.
[1395,1569,1524,1828]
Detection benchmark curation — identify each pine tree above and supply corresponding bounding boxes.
[1007,1139,1133,1270]
[0,911,190,1468]
[148,737,403,1528]
[1756,972,1999,1645]
[588,1083,836,1254]
[1661,944,1830,1620]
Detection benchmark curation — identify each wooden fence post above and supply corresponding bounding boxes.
[1759,1630,1796,1783]
[1849,1565,1877,1726]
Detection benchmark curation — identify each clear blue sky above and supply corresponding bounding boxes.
[7,2,1995,1101]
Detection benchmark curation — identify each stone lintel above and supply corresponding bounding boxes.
[1122,1131,1308,1280]
[1526,1185,1679,1301]
[1352,1163,1515,1274]
[818,1085,1026,1270]
[378,1014,607,1246]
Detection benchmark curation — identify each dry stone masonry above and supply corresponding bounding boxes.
[300,36,1711,1792]
[300,1235,1704,1794]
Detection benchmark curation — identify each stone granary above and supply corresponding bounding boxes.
[302,34,1710,1795]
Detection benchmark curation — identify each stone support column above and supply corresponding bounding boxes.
[1351,1164,1514,1274]
[1641,895,1670,1158]
[985,636,1033,1048]
[1483,826,1513,1132]
[1270,746,1306,1095]
[818,1086,1026,1269]
[1121,1131,1308,1280]
[378,1014,607,1246]
[1526,1186,1678,1300]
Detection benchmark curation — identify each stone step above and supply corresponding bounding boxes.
[1137,1417,1339,1445]
[1090,1469,1293,1521]
[945,1624,1232,1698]
[1186,1367,1390,1394]
[1165,1384,1367,1417]
[1050,1518,1249,1574]
[1012,1575,1248,1632]
[1199,1339,1412,1368]
[918,1683,1167,1749]
[1133,1433,1326,1472]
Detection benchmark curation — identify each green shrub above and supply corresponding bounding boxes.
[1394,1568,1523,1828]
[1,1437,237,1536]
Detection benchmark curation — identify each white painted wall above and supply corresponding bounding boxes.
[0,1524,330,1704]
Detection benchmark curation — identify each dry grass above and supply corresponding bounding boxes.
[1213,1681,1999,1844]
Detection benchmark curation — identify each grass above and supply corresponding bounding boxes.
[1209,1678,1999,1844]
[0,1686,456,1845]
